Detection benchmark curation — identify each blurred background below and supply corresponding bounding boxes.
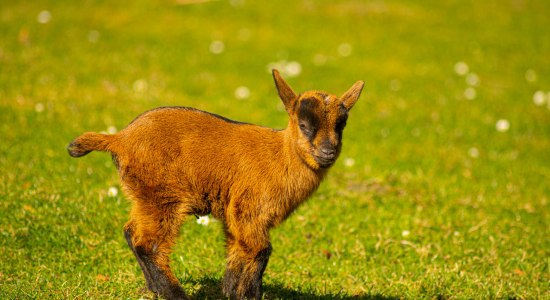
[0,0,548,298]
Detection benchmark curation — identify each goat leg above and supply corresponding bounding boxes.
[124,226,157,293]
[237,244,272,300]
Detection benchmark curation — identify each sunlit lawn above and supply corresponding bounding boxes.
[1,0,549,299]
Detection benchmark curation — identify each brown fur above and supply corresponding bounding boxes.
[67,70,364,300]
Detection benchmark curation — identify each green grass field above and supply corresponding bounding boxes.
[1,0,549,299]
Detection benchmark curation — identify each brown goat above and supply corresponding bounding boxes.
[67,70,364,299]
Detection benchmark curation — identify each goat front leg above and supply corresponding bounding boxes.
[238,243,272,299]
[223,223,272,300]
[222,229,243,297]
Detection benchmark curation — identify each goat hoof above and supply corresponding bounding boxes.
[160,285,188,300]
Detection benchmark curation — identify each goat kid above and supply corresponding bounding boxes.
[67,70,364,299]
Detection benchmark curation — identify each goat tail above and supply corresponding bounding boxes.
[67,132,114,158]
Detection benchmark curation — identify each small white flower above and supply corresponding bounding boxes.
[209,40,225,54]
[35,102,45,113]
[88,30,100,43]
[267,60,302,77]
[107,126,117,134]
[133,79,148,93]
[465,73,479,86]
[343,158,355,167]
[464,87,476,100]
[196,215,211,226]
[495,119,510,132]
[533,90,546,106]
[285,61,302,77]
[337,43,352,57]
[37,10,52,24]
[107,187,118,197]
[402,230,410,237]
[468,147,480,158]
[234,86,250,100]
[454,231,460,236]
[454,61,469,76]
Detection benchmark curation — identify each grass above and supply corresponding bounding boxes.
[1,0,549,299]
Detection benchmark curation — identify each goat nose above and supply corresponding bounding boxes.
[321,147,336,157]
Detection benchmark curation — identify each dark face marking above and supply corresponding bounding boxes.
[298,98,320,141]
[334,105,349,140]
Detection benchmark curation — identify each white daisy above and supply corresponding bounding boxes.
[197,215,211,226]
[234,86,250,100]
[495,119,510,132]
[454,61,469,76]
[107,187,118,197]
[533,90,546,106]
[209,40,225,54]
[37,10,52,24]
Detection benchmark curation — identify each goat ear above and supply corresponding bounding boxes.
[340,80,364,111]
[272,69,297,112]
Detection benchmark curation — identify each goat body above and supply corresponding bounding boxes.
[68,70,363,299]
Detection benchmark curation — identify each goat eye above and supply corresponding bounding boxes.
[299,121,316,138]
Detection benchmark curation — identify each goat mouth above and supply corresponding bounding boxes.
[314,155,336,168]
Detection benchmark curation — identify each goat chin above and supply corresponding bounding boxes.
[68,69,364,300]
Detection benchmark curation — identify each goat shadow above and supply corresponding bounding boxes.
[185,276,399,300]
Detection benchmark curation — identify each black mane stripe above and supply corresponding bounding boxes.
[129,106,250,126]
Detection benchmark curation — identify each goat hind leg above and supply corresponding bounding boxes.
[124,222,156,292]
[128,203,188,300]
